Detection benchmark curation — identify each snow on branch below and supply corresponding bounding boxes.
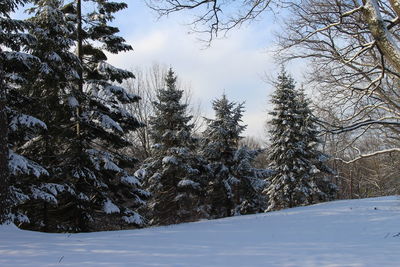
[103,199,120,214]
[9,150,49,178]
[122,212,144,225]
[336,148,400,164]
[92,113,124,133]
[87,149,123,172]
[178,179,200,189]
[299,5,364,43]
[121,175,141,186]
[9,113,47,132]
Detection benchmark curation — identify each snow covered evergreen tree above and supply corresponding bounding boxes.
[202,94,267,218]
[7,0,90,231]
[52,0,148,232]
[231,146,269,214]
[265,70,336,212]
[296,89,337,202]
[137,69,207,226]
[0,0,51,225]
[5,0,147,232]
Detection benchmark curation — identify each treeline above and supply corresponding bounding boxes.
[147,0,400,203]
[0,0,336,232]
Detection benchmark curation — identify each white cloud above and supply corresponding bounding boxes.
[133,31,168,55]
[107,16,304,138]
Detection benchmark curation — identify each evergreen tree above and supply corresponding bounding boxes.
[202,94,267,218]
[0,0,51,224]
[137,69,207,226]
[56,0,147,232]
[296,89,337,202]
[7,0,147,232]
[231,146,269,214]
[265,70,336,212]
[8,0,89,231]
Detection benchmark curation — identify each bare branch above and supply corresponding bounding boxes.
[147,0,274,42]
[336,148,400,164]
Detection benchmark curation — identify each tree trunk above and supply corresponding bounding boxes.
[389,0,400,17]
[76,0,83,136]
[363,0,400,73]
[0,62,10,224]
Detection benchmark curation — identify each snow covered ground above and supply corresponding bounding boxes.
[1,196,399,267]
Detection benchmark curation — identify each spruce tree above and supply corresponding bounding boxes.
[7,0,147,232]
[265,70,336,212]
[296,89,337,202]
[0,0,51,224]
[202,94,266,218]
[137,69,206,226]
[231,146,269,214]
[57,0,147,232]
[8,0,88,231]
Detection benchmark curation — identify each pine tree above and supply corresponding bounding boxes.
[231,146,269,214]
[266,71,309,211]
[296,89,337,202]
[8,0,89,231]
[137,69,207,226]
[265,70,336,212]
[56,0,148,232]
[7,0,147,232]
[202,94,266,218]
[0,0,51,224]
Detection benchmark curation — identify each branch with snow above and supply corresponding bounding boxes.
[336,148,400,164]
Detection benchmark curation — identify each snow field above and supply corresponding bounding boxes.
[0,196,399,267]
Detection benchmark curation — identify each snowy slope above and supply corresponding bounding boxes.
[1,196,399,267]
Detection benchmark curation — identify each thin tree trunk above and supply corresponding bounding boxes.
[76,0,83,136]
[350,171,353,199]
[0,62,10,224]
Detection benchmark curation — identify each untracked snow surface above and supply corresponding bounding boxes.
[1,196,399,266]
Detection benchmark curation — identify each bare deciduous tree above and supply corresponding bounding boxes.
[148,0,400,161]
[124,63,203,160]
[277,0,400,162]
[315,92,400,198]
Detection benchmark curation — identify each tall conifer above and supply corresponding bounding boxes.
[58,0,147,231]
[266,70,336,211]
[8,0,147,232]
[202,95,267,218]
[296,89,337,202]
[9,0,88,231]
[137,69,206,225]
[0,0,50,224]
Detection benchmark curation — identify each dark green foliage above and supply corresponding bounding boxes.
[0,0,50,225]
[296,89,337,202]
[9,0,93,231]
[57,0,147,232]
[6,0,148,232]
[265,70,336,212]
[138,69,207,226]
[202,95,267,218]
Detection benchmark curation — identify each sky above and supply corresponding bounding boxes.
[14,1,306,139]
[104,1,306,139]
